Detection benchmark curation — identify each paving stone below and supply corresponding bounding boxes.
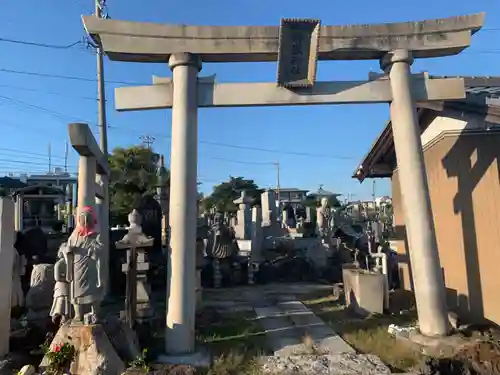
[254,306,306,357]
[277,301,355,354]
[260,353,391,375]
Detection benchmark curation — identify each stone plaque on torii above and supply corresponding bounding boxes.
[83,13,484,356]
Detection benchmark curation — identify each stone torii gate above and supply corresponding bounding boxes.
[83,13,484,355]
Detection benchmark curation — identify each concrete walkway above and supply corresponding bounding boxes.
[203,283,391,374]
[254,301,354,357]
[254,301,391,375]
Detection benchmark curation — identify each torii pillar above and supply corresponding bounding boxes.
[382,50,449,336]
[165,53,201,354]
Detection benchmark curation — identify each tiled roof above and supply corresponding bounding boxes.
[435,76,500,98]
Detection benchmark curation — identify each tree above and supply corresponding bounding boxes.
[202,176,263,213]
[108,146,166,225]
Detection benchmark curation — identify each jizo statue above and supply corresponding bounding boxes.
[316,197,332,239]
[62,205,104,324]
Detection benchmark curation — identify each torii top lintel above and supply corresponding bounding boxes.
[82,13,484,63]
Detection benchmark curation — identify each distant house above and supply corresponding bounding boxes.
[307,187,342,204]
[21,170,77,195]
[271,188,309,210]
[12,185,66,233]
[353,76,500,325]
[0,176,27,195]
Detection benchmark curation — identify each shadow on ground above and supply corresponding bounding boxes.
[132,307,269,375]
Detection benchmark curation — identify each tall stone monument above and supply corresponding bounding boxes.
[261,189,277,226]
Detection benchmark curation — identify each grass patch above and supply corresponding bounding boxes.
[303,295,422,372]
[196,308,268,375]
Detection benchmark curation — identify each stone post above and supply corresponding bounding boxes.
[66,184,74,230]
[233,191,252,240]
[261,190,276,225]
[95,174,110,294]
[381,49,449,336]
[282,209,288,228]
[14,196,22,232]
[249,205,263,284]
[0,198,15,356]
[121,246,153,324]
[77,156,97,214]
[156,155,169,248]
[165,52,201,355]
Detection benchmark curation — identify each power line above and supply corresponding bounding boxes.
[0,158,76,168]
[0,83,97,101]
[208,156,275,165]
[0,147,67,159]
[0,95,99,127]
[199,140,356,159]
[0,92,358,159]
[0,44,499,87]
[0,67,144,85]
[0,37,84,49]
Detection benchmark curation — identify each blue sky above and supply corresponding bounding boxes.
[0,0,498,198]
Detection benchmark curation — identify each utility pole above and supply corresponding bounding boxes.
[140,135,155,149]
[95,0,110,296]
[48,142,52,173]
[64,141,69,173]
[273,160,281,221]
[372,180,376,203]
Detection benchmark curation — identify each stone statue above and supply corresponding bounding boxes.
[206,213,238,259]
[316,197,332,239]
[50,246,71,325]
[11,248,26,308]
[62,205,104,324]
[115,209,154,248]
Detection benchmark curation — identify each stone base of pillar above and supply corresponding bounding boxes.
[213,259,222,288]
[195,270,202,311]
[247,262,260,285]
[136,303,154,323]
[157,348,211,368]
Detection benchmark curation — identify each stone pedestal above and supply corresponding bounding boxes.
[342,266,385,315]
[40,324,125,375]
